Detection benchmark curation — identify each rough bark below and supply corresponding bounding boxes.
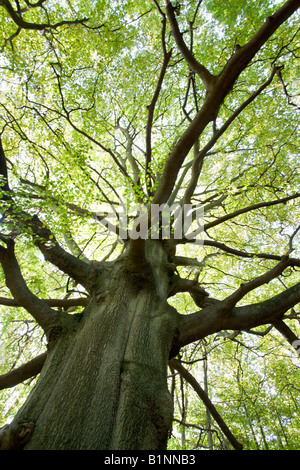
[9,242,180,450]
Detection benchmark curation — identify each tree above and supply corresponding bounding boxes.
[0,0,299,450]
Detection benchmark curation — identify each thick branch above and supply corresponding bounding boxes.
[0,0,88,30]
[183,66,278,204]
[30,215,98,291]
[174,255,207,268]
[272,319,300,356]
[219,0,300,93]
[177,281,300,349]
[164,0,215,89]
[227,282,300,331]
[0,352,47,390]
[169,358,243,450]
[152,0,300,206]
[117,123,141,186]
[0,241,60,335]
[0,139,9,195]
[169,275,208,307]
[152,89,218,205]
[2,207,97,289]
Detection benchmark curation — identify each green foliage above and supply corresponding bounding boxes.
[0,0,299,449]
[169,327,300,450]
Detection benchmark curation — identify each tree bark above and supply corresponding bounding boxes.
[10,242,180,450]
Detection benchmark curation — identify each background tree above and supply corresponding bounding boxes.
[0,0,299,450]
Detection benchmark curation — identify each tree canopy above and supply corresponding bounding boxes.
[0,0,299,451]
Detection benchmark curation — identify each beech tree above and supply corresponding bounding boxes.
[0,0,299,450]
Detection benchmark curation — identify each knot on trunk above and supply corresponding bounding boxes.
[0,420,35,450]
[47,324,64,349]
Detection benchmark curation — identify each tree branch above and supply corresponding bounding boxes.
[145,39,172,191]
[183,65,279,204]
[177,280,300,350]
[164,0,215,90]
[151,88,218,205]
[152,0,300,206]
[169,358,243,450]
[20,177,119,233]
[174,255,210,268]
[272,319,300,356]
[0,240,60,336]
[116,121,141,187]
[0,0,88,30]
[0,138,97,290]
[222,256,290,310]
[48,66,130,181]
[203,239,300,268]
[218,0,300,94]
[204,193,300,231]
[0,352,47,390]
[169,275,208,307]
[28,215,98,291]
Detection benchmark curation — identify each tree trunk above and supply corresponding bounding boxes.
[13,242,180,450]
